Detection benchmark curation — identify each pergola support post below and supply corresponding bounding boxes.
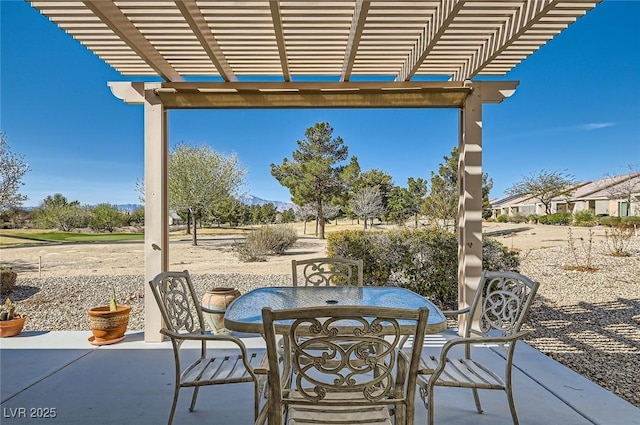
[108,82,168,342]
[143,84,168,342]
[458,83,484,334]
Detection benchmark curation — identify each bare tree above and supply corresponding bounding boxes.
[351,186,384,229]
[506,169,577,215]
[295,203,316,234]
[0,132,30,211]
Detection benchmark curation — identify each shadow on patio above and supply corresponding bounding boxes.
[2,331,638,425]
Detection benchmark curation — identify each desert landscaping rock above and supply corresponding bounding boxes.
[2,224,639,407]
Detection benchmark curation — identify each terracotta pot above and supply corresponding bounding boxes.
[201,288,240,334]
[0,315,27,338]
[88,305,131,343]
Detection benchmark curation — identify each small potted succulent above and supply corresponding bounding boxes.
[87,286,131,345]
[0,298,27,337]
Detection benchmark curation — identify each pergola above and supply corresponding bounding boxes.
[29,0,600,342]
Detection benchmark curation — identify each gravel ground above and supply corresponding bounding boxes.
[519,238,640,408]
[4,235,640,408]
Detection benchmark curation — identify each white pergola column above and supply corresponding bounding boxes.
[109,82,168,341]
[143,84,169,342]
[458,83,483,334]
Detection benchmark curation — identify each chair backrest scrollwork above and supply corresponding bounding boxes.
[149,270,205,335]
[468,271,540,338]
[292,257,364,287]
[262,305,429,424]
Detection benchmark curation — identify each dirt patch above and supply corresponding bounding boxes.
[0,222,623,278]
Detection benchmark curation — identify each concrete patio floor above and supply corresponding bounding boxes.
[1,331,638,425]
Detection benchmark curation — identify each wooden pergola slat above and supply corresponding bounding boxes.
[32,0,599,81]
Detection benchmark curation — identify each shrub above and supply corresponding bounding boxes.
[327,228,520,310]
[497,214,508,223]
[539,212,572,225]
[621,216,640,227]
[604,226,633,257]
[482,238,520,272]
[527,214,539,224]
[508,213,528,224]
[573,209,597,227]
[599,216,621,227]
[234,225,298,262]
[1,267,18,295]
[234,239,268,262]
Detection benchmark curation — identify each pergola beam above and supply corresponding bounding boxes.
[395,0,465,82]
[340,0,370,82]
[82,1,183,82]
[269,0,290,82]
[174,0,236,82]
[154,81,473,109]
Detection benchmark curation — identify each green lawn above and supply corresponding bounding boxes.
[0,231,144,243]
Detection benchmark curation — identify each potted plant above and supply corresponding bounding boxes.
[87,286,131,345]
[0,298,27,337]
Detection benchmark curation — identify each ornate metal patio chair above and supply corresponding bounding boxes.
[149,270,266,425]
[413,271,540,425]
[260,305,430,425]
[292,257,363,287]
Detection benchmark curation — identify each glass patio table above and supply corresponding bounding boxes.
[224,286,447,334]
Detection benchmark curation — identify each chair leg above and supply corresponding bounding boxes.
[167,385,180,425]
[505,386,520,425]
[472,388,483,414]
[254,381,260,421]
[427,386,435,425]
[189,387,200,412]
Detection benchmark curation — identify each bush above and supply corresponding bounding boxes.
[573,209,597,227]
[539,212,572,225]
[527,214,539,224]
[497,214,508,223]
[599,216,621,227]
[234,225,298,262]
[482,238,520,272]
[1,267,18,295]
[507,213,528,224]
[327,228,520,310]
[621,216,640,227]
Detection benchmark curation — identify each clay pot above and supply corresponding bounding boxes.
[201,288,240,334]
[88,305,131,344]
[0,315,27,337]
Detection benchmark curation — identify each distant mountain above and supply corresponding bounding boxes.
[116,204,142,212]
[26,199,293,213]
[240,195,295,212]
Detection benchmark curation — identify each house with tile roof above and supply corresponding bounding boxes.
[491,172,640,219]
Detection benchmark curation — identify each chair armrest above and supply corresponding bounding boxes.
[441,306,470,317]
[438,330,530,359]
[417,330,530,383]
[160,329,250,350]
[201,305,225,314]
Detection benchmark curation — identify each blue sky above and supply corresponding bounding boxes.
[1,0,638,208]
